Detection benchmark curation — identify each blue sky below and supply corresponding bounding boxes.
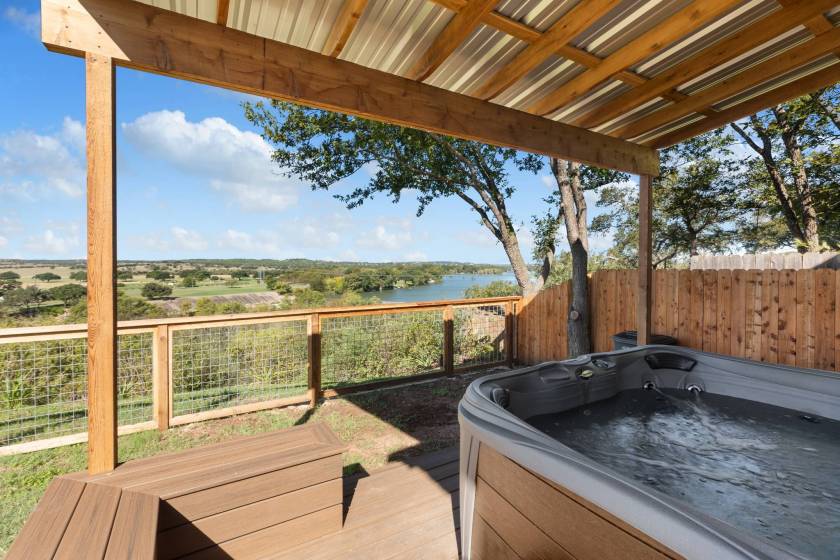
[0,2,623,265]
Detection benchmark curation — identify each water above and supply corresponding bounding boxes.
[527,389,840,559]
[381,273,516,303]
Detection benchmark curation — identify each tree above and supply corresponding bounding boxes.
[116,270,133,280]
[0,271,20,280]
[291,288,325,308]
[244,101,550,294]
[465,281,520,299]
[534,160,627,355]
[181,276,198,288]
[2,286,47,315]
[49,283,87,308]
[593,131,741,268]
[141,282,172,299]
[70,270,87,281]
[0,278,21,297]
[230,270,250,280]
[730,86,839,251]
[147,269,173,281]
[33,272,61,282]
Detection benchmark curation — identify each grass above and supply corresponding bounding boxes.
[119,278,271,299]
[0,371,490,557]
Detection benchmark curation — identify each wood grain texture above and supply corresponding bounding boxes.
[321,0,368,57]
[85,52,118,475]
[308,313,322,406]
[40,0,659,175]
[637,175,653,345]
[54,483,122,559]
[104,491,158,560]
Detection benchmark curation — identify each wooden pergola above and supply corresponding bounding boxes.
[40,0,840,473]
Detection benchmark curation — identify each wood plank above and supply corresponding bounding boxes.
[85,51,118,474]
[677,270,692,347]
[5,478,86,560]
[652,270,666,336]
[104,491,158,560]
[179,504,343,559]
[689,271,704,350]
[528,0,743,115]
[576,0,838,129]
[761,270,780,364]
[796,270,816,368]
[702,270,717,353]
[322,0,369,57]
[41,0,660,176]
[309,313,322,406]
[471,0,620,100]
[408,0,499,81]
[54,483,122,560]
[159,454,342,529]
[153,324,170,431]
[159,479,342,559]
[472,514,521,560]
[745,270,763,362]
[778,269,798,366]
[475,476,573,559]
[815,269,836,371]
[716,270,732,353]
[216,0,230,26]
[836,271,840,372]
[617,27,840,140]
[637,175,653,345]
[730,270,747,358]
[477,446,679,560]
[603,270,617,351]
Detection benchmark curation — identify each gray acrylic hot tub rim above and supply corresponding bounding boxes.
[458,345,840,560]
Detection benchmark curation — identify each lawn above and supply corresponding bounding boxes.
[118,277,271,299]
[0,371,485,557]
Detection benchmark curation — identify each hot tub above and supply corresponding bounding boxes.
[459,346,840,560]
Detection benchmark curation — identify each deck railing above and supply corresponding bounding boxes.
[0,296,518,455]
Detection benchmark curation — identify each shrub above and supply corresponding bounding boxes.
[141,282,172,299]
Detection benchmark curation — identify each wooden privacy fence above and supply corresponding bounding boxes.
[0,296,516,455]
[518,268,840,374]
[690,252,840,270]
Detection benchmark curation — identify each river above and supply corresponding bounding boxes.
[380,273,517,303]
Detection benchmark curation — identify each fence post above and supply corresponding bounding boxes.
[443,305,454,374]
[308,314,322,407]
[152,325,170,431]
[505,301,515,367]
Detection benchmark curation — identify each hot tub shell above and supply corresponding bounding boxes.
[459,345,840,560]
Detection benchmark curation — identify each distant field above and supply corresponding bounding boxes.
[119,278,271,299]
[0,265,79,289]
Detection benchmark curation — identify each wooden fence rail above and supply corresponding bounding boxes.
[0,296,518,455]
[518,268,840,374]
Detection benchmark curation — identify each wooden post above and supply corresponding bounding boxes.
[443,305,454,374]
[152,325,170,431]
[504,301,515,367]
[85,52,118,474]
[308,314,321,407]
[637,174,653,346]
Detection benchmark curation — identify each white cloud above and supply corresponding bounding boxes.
[0,235,7,249]
[171,227,208,251]
[122,110,303,211]
[403,251,427,261]
[0,118,84,198]
[457,228,498,248]
[0,216,22,234]
[218,229,284,255]
[356,220,413,251]
[4,7,39,37]
[24,222,81,256]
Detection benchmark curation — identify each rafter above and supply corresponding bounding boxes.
[408,0,499,81]
[216,0,230,26]
[612,26,840,140]
[322,0,369,57]
[470,0,620,100]
[572,0,839,129]
[41,0,660,175]
[527,0,744,117]
[648,62,840,148]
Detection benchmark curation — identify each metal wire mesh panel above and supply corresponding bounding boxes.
[0,332,154,447]
[170,320,308,417]
[454,304,507,368]
[321,310,444,389]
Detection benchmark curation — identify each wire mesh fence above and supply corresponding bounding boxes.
[0,331,154,448]
[321,309,444,389]
[170,319,309,418]
[454,304,507,368]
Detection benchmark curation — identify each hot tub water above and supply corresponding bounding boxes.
[527,388,840,560]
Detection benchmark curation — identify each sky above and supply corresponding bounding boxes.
[0,2,625,265]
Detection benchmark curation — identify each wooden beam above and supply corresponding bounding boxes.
[649,62,840,148]
[321,0,368,58]
[41,0,659,175]
[216,0,230,26]
[573,0,839,129]
[308,314,321,407]
[443,305,454,374]
[85,52,117,474]
[637,175,653,346]
[527,0,744,116]
[408,0,498,81]
[470,0,621,100]
[613,27,840,140]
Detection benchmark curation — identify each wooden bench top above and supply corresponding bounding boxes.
[7,423,346,560]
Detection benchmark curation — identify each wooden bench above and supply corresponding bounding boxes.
[8,423,346,559]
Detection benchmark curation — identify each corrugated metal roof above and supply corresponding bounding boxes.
[132,0,840,148]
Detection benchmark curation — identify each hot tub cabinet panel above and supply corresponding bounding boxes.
[459,346,840,560]
[473,444,682,560]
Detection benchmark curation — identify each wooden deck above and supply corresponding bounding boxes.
[8,424,459,559]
